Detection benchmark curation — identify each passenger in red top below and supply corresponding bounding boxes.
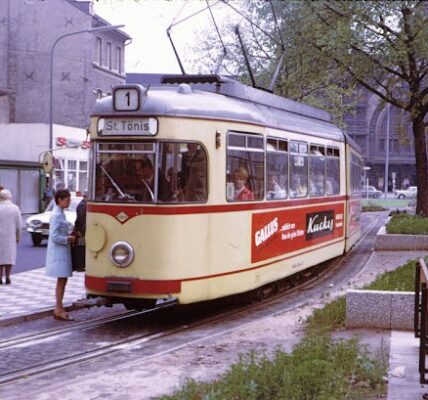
[233,167,255,201]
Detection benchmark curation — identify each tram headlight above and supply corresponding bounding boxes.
[109,241,134,268]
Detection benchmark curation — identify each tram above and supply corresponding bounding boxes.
[84,75,362,309]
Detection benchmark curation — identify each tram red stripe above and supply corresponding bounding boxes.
[85,276,181,294]
[85,238,344,295]
[87,195,347,218]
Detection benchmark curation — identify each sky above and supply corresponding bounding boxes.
[93,0,231,74]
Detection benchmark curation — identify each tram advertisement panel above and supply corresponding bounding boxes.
[251,204,344,263]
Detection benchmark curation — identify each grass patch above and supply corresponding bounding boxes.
[364,259,416,292]
[362,199,409,209]
[157,295,388,399]
[362,203,387,212]
[386,213,428,235]
[156,335,386,400]
[306,297,346,333]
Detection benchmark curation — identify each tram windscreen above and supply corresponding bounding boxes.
[93,142,207,203]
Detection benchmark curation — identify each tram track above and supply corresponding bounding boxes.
[0,212,386,387]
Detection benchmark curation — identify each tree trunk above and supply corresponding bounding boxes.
[413,117,428,216]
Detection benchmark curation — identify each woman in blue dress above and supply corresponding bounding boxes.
[45,189,76,321]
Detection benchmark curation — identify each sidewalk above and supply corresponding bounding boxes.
[0,268,86,326]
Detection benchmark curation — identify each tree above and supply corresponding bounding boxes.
[281,1,428,215]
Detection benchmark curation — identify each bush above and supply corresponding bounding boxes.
[157,334,386,400]
[386,214,428,235]
[362,204,387,212]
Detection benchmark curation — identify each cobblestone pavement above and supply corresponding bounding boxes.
[0,269,85,323]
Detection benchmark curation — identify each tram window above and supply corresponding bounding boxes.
[290,141,308,198]
[309,144,326,197]
[326,146,340,195]
[226,132,264,201]
[94,143,156,203]
[266,138,288,200]
[157,142,207,203]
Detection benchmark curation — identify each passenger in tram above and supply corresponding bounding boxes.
[233,167,255,201]
[135,159,155,202]
[291,174,307,197]
[310,170,325,196]
[325,177,335,195]
[180,143,207,202]
[266,174,286,199]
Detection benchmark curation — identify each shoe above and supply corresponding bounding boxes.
[5,278,10,285]
[53,311,74,321]
[0,280,2,285]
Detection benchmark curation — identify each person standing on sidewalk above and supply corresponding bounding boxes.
[45,189,76,321]
[0,190,22,284]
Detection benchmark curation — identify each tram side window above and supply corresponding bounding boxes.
[326,147,340,195]
[266,138,288,200]
[95,143,156,203]
[290,141,308,198]
[157,142,207,203]
[226,132,264,201]
[309,145,326,197]
[351,153,363,193]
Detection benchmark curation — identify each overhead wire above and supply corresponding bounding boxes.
[205,0,227,74]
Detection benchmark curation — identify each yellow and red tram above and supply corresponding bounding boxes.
[84,75,362,308]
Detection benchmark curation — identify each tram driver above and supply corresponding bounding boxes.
[135,159,155,202]
[179,143,207,202]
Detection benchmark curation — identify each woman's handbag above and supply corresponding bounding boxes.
[71,237,86,272]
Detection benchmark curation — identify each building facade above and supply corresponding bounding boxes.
[344,90,416,192]
[0,0,130,212]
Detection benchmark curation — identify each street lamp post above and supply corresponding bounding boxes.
[363,166,371,200]
[48,24,124,186]
[384,104,391,199]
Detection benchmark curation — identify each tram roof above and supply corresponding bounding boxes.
[93,74,346,142]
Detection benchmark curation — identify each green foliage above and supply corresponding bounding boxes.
[364,259,416,292]
[362,203,387,212]
[156,334,386,400]
[306,297,347,333]
[386,214,428,235]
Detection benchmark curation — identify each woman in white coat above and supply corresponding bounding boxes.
[45,189,76,321]
[0,190,22,284]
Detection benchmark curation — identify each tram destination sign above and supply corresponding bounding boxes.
[98,117,158,136]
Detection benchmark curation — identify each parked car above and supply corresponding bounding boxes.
[26,196,81,246]
[395,186,417,199]
[361,185,382,198]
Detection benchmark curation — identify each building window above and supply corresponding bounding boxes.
[116,46,122,73]
[107,42,112,69]
[53,158,87,193]
[97,37,102,65]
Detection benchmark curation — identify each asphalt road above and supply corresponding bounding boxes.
[15,230,47,273]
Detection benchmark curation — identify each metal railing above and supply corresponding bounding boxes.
[414,258,428,383]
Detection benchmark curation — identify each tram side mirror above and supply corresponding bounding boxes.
[216,131,221,149]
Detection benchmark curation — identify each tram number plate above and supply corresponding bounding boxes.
[107,281,132,292]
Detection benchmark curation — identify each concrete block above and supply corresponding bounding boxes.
[375,226,428,250]
[346,290,391,329]
[346,290,414,330]
[391,292,414,330]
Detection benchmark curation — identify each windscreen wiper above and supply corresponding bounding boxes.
[99,165,134,200]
